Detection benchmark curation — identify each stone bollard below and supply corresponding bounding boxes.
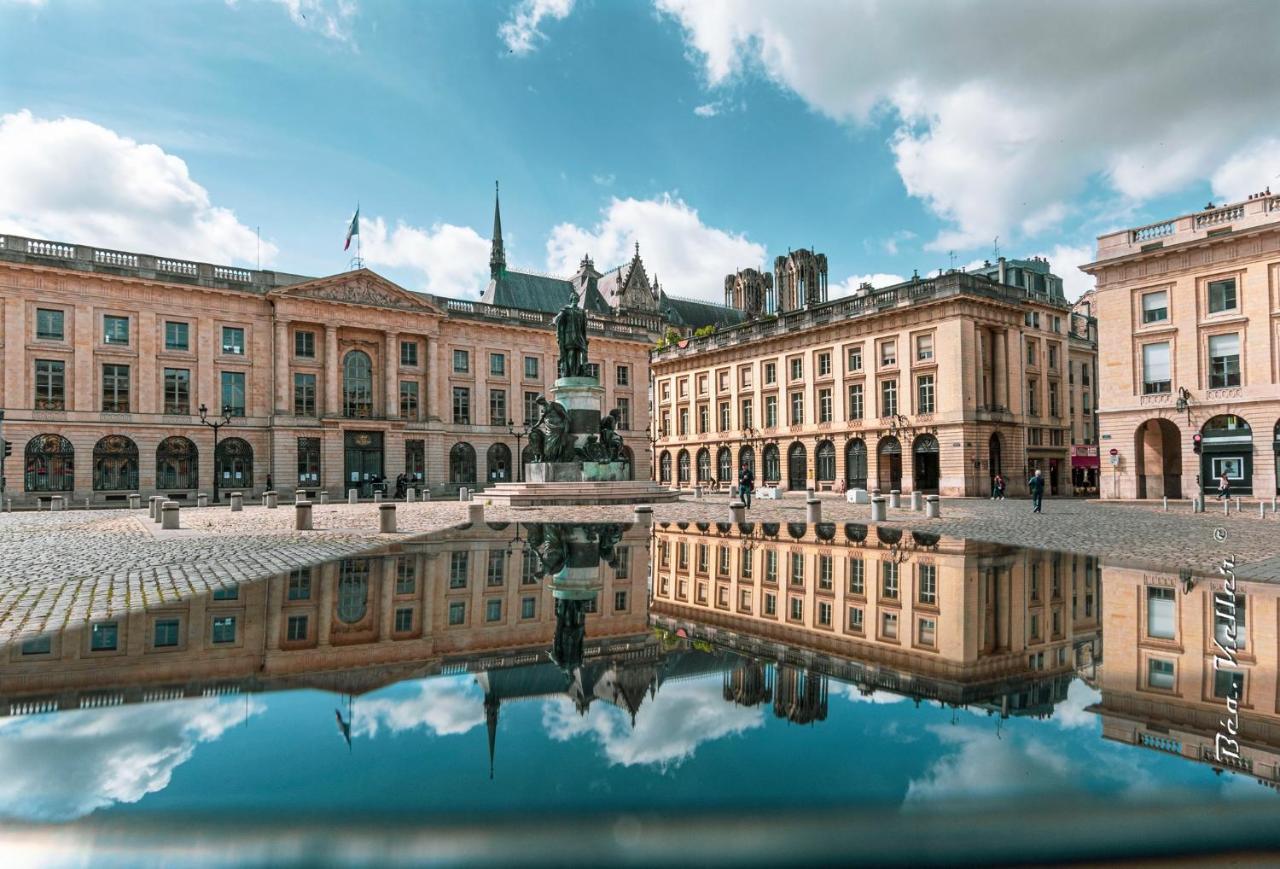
[1261,502,1267,519]
[295,500,313,531]
[1192,496,1204,513]
[889,490,901,509]
[468,502,484,524]
[265,491,279,509]
[806,497,822,523]
[806,487,815,500]
[1223,499,1229,515]
[84,497,91,510]
[295,490,306,504]
[406,488,416,503]
[320,491,329,505]
[50,495,63,512]
[1162,496,1168,512]
[910,492,923,511]
[730,501,746,523]
[373,491,383,504]
[379,502,397,533]
[925,495,941,519]
[633,505,654,527]
[1235,497,1241,513]
[870,496,887,522]
[348,489,358,505]
[460,487,470,502]
[161,501,180,530]
[422,489,431,502]
[197,493,209,508]
[230,492,244,512]
[872,488,882,499]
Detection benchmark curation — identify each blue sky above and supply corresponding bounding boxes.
[3,0,1279,303]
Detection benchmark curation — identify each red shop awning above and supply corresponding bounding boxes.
[1071,455,1100,469]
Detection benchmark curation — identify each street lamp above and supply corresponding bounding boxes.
[506,418,527,483]
[198,403,233,503]
[1175,386,1194,426]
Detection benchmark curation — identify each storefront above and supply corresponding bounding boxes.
[1071,445,1099,495]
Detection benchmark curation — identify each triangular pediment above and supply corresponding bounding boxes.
[271,269,443,315]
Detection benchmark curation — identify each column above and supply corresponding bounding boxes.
[385,331,399,418]
[317,563,335,647]
[379,557,396,640]
[274,319,289,415]
[425,335,441,422]
[994,329,1008,410]
[325,325,339,416]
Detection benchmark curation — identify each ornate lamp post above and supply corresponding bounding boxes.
[198,403,233,503]
[507,418,527,483]
[1175,386,1194,426]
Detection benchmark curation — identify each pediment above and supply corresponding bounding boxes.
[271,269,443,315]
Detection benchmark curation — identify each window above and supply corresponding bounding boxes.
[880,340,896,367]
[36,308,64,341]
[789,358,803,380]
[614,547,630,579]
[297,437,321,485]
[1208,278,1237,313]
[818,555,833,590]
[34,359,65,410]
[342,351,373,418]
[882,611,899,640]
[483,388,504,424]
[154,619,180,648]
[221,326,245,355]
[448,601,466,626]
[449,551,468,588]
[211,616,237,644]
[616,397,630,430]
[617,365,630,386]
[679,408,689,435]
[1146,586,1175,639]
[294,373,317,416]
[789,597,805,621]
[848,558,865,595]
[1147,658,1174,690]
[103,315,129,345]
[395,559,416,595]
[615,590,629,612]
[213,584,239,601]
[1208,333,1241,388]
[881,562,899,599]
[102,364,130,412]
[764,362,777,384]
[818,600,833,627]
[521,597,537,619]
[847,384,863,420]
[847,346,862,371]
[1142,342,1170,394]
[719,402,731,431]
[453,349,469,373]
[287,615,309,641]
[288,569,312,600]
[765,593,777,616]
[918,564,937,604]
[699,405,709,433]
[916,374,935,414]
[1027,378,1038,415]
[586,363,600,380]
[523,391,540,425]
[817,353,831,376]
[394,608,414,632]
[295,330,315,358]
[765,396,778,427]
[489,353,505,376]
[165,320,189,351]
[818,388,833,422]
[790,392,804,425]
[453,387,471,424]
[916,334,934,361]
[524,356,540,379]
[790,552,805,586]
[22,636,52,655]
[1027,340,1037,366]
[880,379,897,417]
[401,341,419,367]
[221,371,246,416]
[741,399,753,429]
[1214,668,1244,700]
[918,617,937,647]
[1214,593,1247,651]
[1048,382,1059,417]
[1047,345,1058,370]
[487,550,505,586]
[164,368,190,415]
[395,381,418,420]
[91,622,118,651]
[848,606,864,632]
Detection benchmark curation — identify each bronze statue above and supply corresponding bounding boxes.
[553,292,589,379]
[528,396,574,463]
[598,409,624,462]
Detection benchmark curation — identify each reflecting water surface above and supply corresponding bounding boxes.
[2,521,1278,862]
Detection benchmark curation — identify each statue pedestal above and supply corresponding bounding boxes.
[527,461,630,483]
[552,376,604,454]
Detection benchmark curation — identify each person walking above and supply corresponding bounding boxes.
[738,465,755,509]
[1028,469,1045,514]
[1217,471,1231,501]
[992,473,1006,500]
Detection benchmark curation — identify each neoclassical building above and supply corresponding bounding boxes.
[652,254,1099,497]
[1082,191,1280,499]
[0,204,665,507]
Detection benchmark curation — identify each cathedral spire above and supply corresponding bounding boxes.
[489,180,506,280]
[484,692,500,780]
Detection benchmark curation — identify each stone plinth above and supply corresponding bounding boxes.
[527,461,630,483]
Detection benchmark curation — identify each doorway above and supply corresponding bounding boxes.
[344,431,384,497]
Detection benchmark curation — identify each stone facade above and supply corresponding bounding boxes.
[0,234,653,506]
[651,255,1098,497]
[1082,192,1280,499]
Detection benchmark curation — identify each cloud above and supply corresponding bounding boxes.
[904,724,1074,807]
[1210,138,1280,202]
[1033,244,1095,302]
[830,273,906,297]
[592,173,616,187]
[0,697,260,822]
[360,215,491,297]
[835,684,908,704]
[1049,679,1101,730]
[880,230,916,256]
[546,193,765,302]
[500,0,575,55]
[262,0,358,42]
[693,103,721,118]
[350,676,486,739]
[541,677,762,769]
[656,1,1280,251]
[0,110,276,266]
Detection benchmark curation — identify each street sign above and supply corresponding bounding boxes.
[1109,448,1118,456]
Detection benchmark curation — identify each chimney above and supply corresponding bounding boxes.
[997,256,1007,285]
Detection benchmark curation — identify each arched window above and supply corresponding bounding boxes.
[156,436,198,489]
[763,444,780,483]
[815,440,836,482]
[677,450,691,484]
[337,559,369,624]
[696,448,712,483]
[343,350,374,418]
[93,435,138,491]
[787,442,807,490]
[717,447,733,483]
[738,446,755,475]
[216,437,254,489]
[659,451,672,483]
[449,442,476,483]
[913,434,941,493]
[486,443,512,483]
[24,434,74,492]
[845,438,867,489]
[877,436,902,491]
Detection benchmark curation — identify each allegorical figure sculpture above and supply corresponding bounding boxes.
[598,409,624,462]
[553,292,590,379]
[528,396,574,463]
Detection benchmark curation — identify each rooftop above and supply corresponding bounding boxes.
[1089,190,1280,266]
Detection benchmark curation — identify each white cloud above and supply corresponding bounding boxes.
[541,676,762,769]
[835,684,907,704]
[1210,138,1280,203]
[350,676,486,739]
[1050,679,1101,731]
[656,0,1280,251]
[0,697,260,822]
[546,193,765,302]
[257,0,358,43]
[360,215,491,297]
[830,273,906,297]
[592,172,616,187]
[904,725,1073,806]
[1034,244,1095,303]
[693,103,721,118]
[0,110,276,266]
[500,0,575,55]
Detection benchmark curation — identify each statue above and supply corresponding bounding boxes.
[553,292,590,379]
[578,434,606,463]
[598,409,624,462]
[528,396,574,463]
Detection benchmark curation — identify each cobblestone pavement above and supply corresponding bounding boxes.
[2,493,1279,643]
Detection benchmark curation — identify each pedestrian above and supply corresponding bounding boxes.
[265,473,273,492]
[394,473,407,499]
[1027,469,1045,514]
[738,464,755,509]
[1217,471,1231,501]
[991,473,1006,500]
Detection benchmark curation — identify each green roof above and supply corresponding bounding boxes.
[485,269,611,315]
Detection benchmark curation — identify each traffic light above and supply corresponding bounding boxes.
[1192,434,1202,455]
[1,440,9,458]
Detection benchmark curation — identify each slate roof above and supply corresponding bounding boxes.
[659,292,748,331]
[483,268,611,315]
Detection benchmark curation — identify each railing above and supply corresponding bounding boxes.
[214,266,252,282]
[93,249,139,268]
[1139,732,1181,755]
[27,239,75,258]
[1195,205,1244,228]
[157,257,198,277]
[1131,221,1175,243]
[443,297,658,340]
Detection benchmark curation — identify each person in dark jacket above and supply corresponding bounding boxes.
[1028,469,1045,513]
[738,465,755,508]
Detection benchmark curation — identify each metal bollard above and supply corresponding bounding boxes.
[1261,502,1267,519]
[925,495,941,519]
[1162,496,1168,512]
[870,496,887,522]
[161,501,180,530]
[805,498,822,523]
[910,492,923,511]
[197,493,209,508]
[468,502,484,524]
[373,491,383,504]
[889,490,901,509]
[730,501,746,523]
[230,492,243,512]
[379,502,397,533]
[633,505,654,526]
[1235,497,1241,513]
[295,500,313,531]
[320,491,329,505]
[1223,499,1229,515]
[348,489,358,505]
